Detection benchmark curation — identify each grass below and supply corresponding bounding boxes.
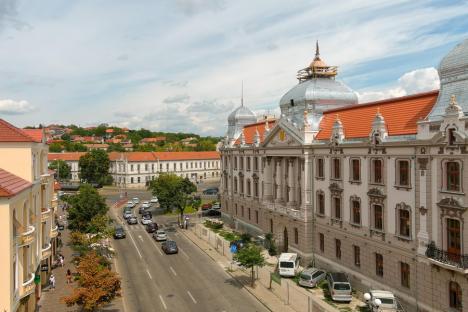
[164,205,198,215]
[317,280,338,308]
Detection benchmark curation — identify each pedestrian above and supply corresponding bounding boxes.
[66,269,72,284]
[49,273,56,290]
[60,255,64,267]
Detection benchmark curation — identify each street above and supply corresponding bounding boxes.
[105,188,268,312]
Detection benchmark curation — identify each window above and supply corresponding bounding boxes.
[240,157,243,170]
[397,160,410,186]
[399,209,410,237]
[195,162,197,169]
[234,177,238,193]
[319,233,324,252]
[160,164,163,170]
[335,239,341,259]
[240,176,244,194]
[372,159,383,184]
[254,157,258,171]
[400,262,410,288]
[376,253,383,277]
[173,163,176,171]
[332,158,341,179]
[235,204,238,215]
[448,128,456,146]
[254,180,259,197]
[145,164,148,171]
[248,208,251,220]
[373,204,383,231]
[333,197,341,220]
[317,192,325,215]
[351,199,361,225]
[234,157,237,170]
[241,206,244,217]
[446,161,461,192]
[255,211,259,224]
[270,219,273,233]
[166,163,169,170]
[130,177,134,184]
[247,157,251,171]
[131,164,134,172]
[247,179,251,196]
[137,164,140,171]
[354,245,360,267]
[317,158,324,178]
[137,177,140,183]
[351,159,360,181]
[449,281,462,311]
[186,162,188,169]
[180,163,182,170]
[191,162,193,169]
[294,228,299,244]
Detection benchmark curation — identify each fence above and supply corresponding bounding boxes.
[192,223,339,312]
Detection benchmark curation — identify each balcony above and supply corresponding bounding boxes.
[19,273,35,299]
[41,207,52,222]
[16,225,35,246]
[41,243,52,260]
[426,242,468,273]
[50,225,58,238]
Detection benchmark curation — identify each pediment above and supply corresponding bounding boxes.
[262,119,304,148]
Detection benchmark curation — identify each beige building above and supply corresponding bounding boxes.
[220,39,468,312]
[0,119,57,312]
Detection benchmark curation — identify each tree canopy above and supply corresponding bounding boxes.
[48,159,71,180]
[79,150,111,185]
[66,184,108,232]
[233,245,266,287]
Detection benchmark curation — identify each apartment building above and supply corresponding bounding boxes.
[220,39,468,311]
[0,119,56,312]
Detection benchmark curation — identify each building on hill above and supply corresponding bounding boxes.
[0,119,57,312]
[85,143,109,151]
[219,39,468,312]
[139,136,166,144]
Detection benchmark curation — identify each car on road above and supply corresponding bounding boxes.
[364,290,400,312]
[153,230,167,241]
[113,226,126,239]
[162,240,178,254]
[150,196,158,203]
[142,210,152,218]
[138,206,147,214]
[132,197,140,204]
[126,202,135,209]
[146,222,158,233]
[201,203,212,210]
[212,202,221,209]
[141,214,152,225]
[123,210,132,219]
[127,216,138,225]
[202,209,221,217]
[298,268,326,288]
[203,187,218,195]
[141,202,151,209]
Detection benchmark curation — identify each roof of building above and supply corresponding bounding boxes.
[0,168,32,197]
[0,119,39,143]
[105,129,114,133]
[85,144,109,148]
[315,90,438,140]
[48,152,87,161]
[140,137,166,143]
[108,151,220,162]
[235,120,276,145]
[22,129,44,143]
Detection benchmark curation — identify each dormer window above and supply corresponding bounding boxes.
[372,132,380,145]
[290,99,294,107]
[448,128,456,146]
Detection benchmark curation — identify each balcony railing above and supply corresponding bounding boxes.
[41,207,52,222]
[426,241,468,271]
[17,225,35,246]
[50,225,58,238]
[19,273,35,299]
[41,242,52,260]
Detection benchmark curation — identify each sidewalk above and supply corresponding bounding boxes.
[180,227,296,312]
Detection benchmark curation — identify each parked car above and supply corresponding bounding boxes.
[327,272,352,302]
[201,203,212,210]
[279,253,300,277]
[203,188,218,195]
[146,222,158,233]
[142,210,152,218]
[364,290,400,312]
[141,214,152,225]
[126,202,135,209]
[299,268,326,288]
[141,202,151,209]
[138,206,147,214]
[162,240,178,254]
[150,196,158,203]
[113,226,126,239]
[127,216,138,225]
[202,209,221,217]
[123,210,132,219]
[153,230,167,241]
[212,202,221,209]
[132,197,140,204]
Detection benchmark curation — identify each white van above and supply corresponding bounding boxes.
[278,253,299,277]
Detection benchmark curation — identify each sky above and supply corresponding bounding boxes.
[0,0,468,135]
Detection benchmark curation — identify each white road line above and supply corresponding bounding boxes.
[146,232,164,255]
[159,295,168,310]
[179,247,190,259]
[169,266,177,276]
[146,269,153,280]
[187,290,197,304]
[127,231,143,259]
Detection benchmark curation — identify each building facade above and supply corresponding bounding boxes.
[0,120,57,312]
[220,39,468,312]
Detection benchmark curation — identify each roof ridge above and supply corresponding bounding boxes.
[0,119,36,142]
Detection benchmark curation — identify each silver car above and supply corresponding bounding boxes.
[153,230,167,241]
[299,268,326,288]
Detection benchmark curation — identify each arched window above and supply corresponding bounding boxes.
[234,177,238,193]
[449,281,462,311]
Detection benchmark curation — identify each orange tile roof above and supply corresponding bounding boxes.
[0,168,32,197]
[140,137,166,143]
[0,119,37,142]
[235,120,277,145]
[22,129,44,143]
[108,151,220,162]
[48,152,87,161]
[316,90,438,140]
[105,129,114,133]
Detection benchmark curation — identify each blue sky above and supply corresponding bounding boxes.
[0,0,467,135]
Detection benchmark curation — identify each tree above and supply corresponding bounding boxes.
[233,244,266,287]
[67,184,108,232]
[79,150,111,185]
[62,251,121,312]
[48,160,71,180]
[49,142,63,153]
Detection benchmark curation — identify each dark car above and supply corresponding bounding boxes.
[203,187,218,195]
[113,226,126,239]
[202,209,221,217]
[139,206,146,214]
[142,210,152,218]
[162,240,178,254]
[127,216,138,225]
[201,203,212,210]
[146,222,158,233]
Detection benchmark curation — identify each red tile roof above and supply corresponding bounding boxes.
[235,120,276,145]
[48,152,87,161]
[0,168,32,197]
[22,129,44,143]
[0,119,37,142]
[108,151,220,162]
[140,137,166,143]
[316,90,438,140]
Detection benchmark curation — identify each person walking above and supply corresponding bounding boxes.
[66,269,72,284]
[60,255,64,267]
[49,273,56,290]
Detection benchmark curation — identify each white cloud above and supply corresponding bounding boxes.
[0,99,35,115]
[358,67,440,103]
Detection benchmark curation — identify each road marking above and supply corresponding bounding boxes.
[187,290,197,304]
[179,247,190,259]
[159,295,168,310]
[138,235,143,242]
[146,269,152,280]
[127,231,142,259]
[169,266,177,276]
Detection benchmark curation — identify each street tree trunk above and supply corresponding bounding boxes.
[251,266,255,287]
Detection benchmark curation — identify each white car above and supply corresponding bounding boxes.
[364,290,400,312]
[153,230,167,241]
[141,215,152,225]
[150,196,158,203]
[132,197,140,204]
[212,202,221,209]
[141,202,151,209]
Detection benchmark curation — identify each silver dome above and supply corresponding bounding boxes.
[227,105,257,141]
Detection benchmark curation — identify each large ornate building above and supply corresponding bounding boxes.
[219,39,468,312]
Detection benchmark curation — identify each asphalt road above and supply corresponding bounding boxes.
[105,189,267,312]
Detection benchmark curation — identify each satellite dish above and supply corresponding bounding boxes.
[363,293,371,301]
[374,298,382,307]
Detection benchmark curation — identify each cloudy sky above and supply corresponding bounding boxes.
[0,0,468,135]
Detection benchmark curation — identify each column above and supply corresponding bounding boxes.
[263,157,273,201]
[417,158,429,255]
[288,158,294,205]
[275,158,282,202]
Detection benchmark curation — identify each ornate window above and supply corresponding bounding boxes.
[234,177,238,193]
[253,179,259,198]
[335,239,341,259]
[350,196,361,225]
[373,204,384,231]
[234,157,237,170]
[246,179,251,196]
[239,175,244,194]
[396,159,410,187]
[396,203,411,238]
[316,191,325,215]
[350,158,361,182]
[316,158,324,178]
[448,128,457,146]
[354,245,360,267]
[246,157,251,171]
[371,158,383,184]
[400,262,410,288]
[294,228,299,244]
[319,233,324,252]
[239,157,243,170]
[446,161,461,192]
[241,206,244,217]
[333,196,342,220]
[248,208,251,220]
[332,158,341,180]
[449,281,462,311]
[375,253,383,277]
[255,211,259,224]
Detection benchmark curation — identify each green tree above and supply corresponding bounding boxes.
[233,244,266,287]
[79,150,111,185]
[107,143,125,152]
[49,142,63,153]
[67,184,108,231]
[48,160,71,180]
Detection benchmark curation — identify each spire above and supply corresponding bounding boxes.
[315,40,320,58]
